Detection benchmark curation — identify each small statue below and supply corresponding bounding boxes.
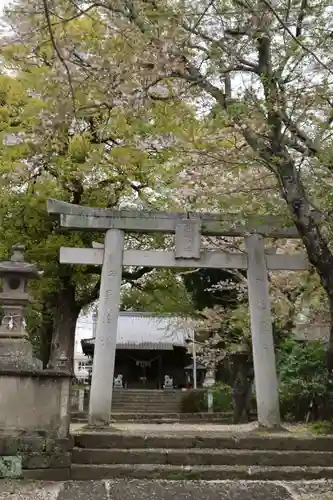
[114,374,123,388]
[163,374,173,389]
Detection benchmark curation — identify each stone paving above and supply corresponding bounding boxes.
[1,480,333,500]
[71,421,310,435]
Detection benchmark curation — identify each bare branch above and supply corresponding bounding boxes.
[261,0,333,77]
[41,0,77,114]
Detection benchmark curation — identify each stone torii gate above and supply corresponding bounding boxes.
[47,199,308,428]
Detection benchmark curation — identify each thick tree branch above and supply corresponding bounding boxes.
[122,266,151,282]
[280,111,320,155]
[172,62,227,108]
[296,0,307,37]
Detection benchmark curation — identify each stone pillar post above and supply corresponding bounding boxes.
[88,229,124,426]
[245,234,280,428]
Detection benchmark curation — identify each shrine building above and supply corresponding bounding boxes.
[76,311,206,389]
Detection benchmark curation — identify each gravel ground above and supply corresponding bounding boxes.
[1,480,333,500]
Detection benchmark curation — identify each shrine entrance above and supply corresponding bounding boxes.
[48,199,307,428]
[128,357,159,389]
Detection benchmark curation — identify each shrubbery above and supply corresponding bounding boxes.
[212,382,233,412]
[180,382,233,413]
[180,339,333,421]
[180,390,207,413]
[277,338,333,421]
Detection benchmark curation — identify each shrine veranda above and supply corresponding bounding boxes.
[47,199,308,428]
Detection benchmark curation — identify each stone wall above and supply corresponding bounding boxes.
[0,432,73,480]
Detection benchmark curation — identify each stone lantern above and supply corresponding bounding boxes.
[0,245,72,479]
[0,244,40,368]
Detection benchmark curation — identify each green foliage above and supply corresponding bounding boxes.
[277,338,333,421]
[212,382,233,412]
[310,421,333,435]
[179,384,233,413]
[180,390,206,413]
[0,15,201,363]
[121,269,194,314]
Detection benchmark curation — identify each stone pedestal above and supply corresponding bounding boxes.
[0,368,72,479]
[0,369,71,437]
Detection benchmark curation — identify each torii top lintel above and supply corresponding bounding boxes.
[46,199,299,238]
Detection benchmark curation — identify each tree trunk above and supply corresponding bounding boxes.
[326,296,333,371]
[277,158,333,369]
[48,284,80,372]
[39,307,54,368]
[244,131,333,370]
[231,353,254,424]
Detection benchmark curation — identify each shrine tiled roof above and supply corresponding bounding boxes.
[77,311,193,352]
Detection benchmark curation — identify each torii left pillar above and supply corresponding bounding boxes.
[88,229,124,426]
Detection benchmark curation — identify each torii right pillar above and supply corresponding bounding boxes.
[245,234,280,428]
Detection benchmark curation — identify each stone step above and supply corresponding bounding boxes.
[70,463,333,481]
[112,402,181,407]
[112,398,182,401]
[112,397,182,401]
[112,391,183,397]
[112,399,183,403]
[112,397,181,399]
[110,414,234,423]
[111,408,181,413]
[112,407,181,413]
[74,389,186,415]
[72,447,333,467]
[112,394,183,397]
[112,399,181,403]
[71,412,241,424]
[74,433,333,451]
[112,408,180,411]
[112,405,180,409]
[112,397,182,400]
[112,400,181,403]
[72,417,236,424]
[112,401,181,404]
[112,399,182,402]
[109,412,236,421]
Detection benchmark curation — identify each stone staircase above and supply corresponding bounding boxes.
[111,389,184,414]
[72,431,333,480]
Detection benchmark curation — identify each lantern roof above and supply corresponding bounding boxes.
[0,244,40,279]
